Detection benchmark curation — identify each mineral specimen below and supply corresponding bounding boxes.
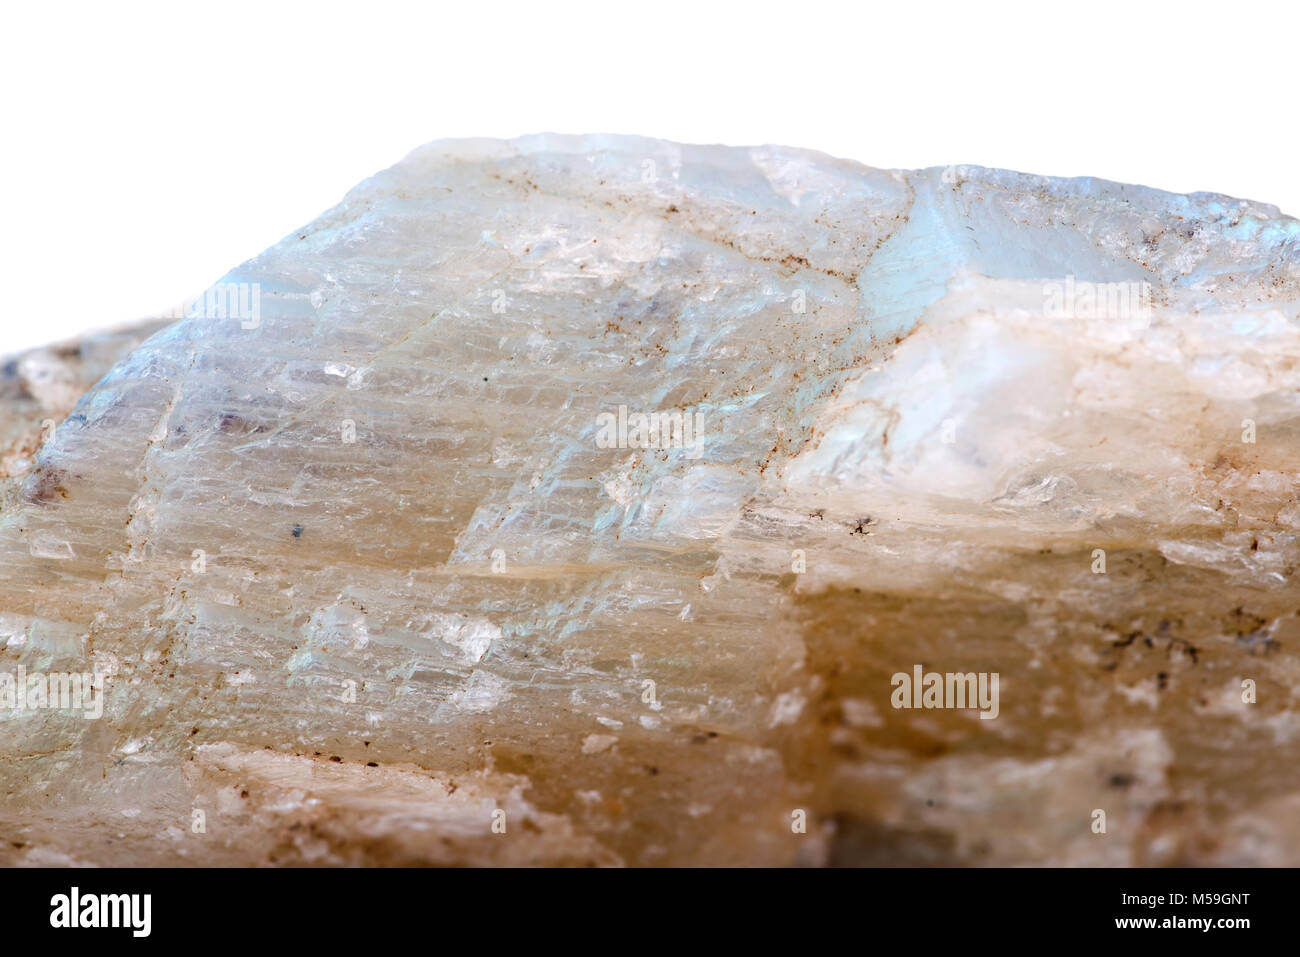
[2,135,1299,866]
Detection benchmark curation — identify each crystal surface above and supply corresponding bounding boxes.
[2,136,1299,865]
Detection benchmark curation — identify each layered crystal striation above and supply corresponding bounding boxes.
[2,136,1299,865]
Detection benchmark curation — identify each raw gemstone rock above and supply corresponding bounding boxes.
[2,136,1299,865]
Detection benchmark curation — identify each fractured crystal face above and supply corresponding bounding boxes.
[2,136,1299,866]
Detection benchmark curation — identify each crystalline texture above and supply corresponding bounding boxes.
[2,136,1299,865]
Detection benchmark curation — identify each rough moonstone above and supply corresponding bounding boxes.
[2,135,1299,866]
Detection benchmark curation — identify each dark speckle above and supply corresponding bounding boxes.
[22,466,70,505]
[216,412,247,434]
[291,524,303,538]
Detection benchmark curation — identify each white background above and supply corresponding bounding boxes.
[1,0,1295,356]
